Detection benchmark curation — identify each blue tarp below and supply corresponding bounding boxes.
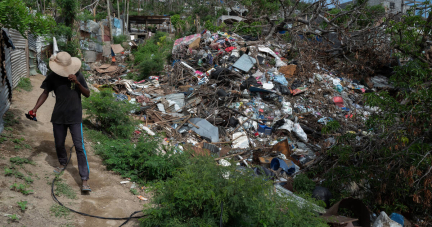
[113,18,121,28]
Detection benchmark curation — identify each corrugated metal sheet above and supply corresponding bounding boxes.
[1,44,13,134]
[0,77,11,134]
[4,46,13,89]
[9,29,27,49]
[11,49,27,88]
[28,34,36,52]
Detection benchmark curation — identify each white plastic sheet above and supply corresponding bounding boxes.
[293,123,308,142]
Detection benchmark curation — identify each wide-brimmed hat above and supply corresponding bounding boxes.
[49,52,81,77]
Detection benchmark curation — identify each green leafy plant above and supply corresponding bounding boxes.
[17,201,27,211]
[14,145,21,150]
[233,21,263,36]
[0,137,7,144]
[24,176,34,184]
[4,166,25,179]
[130,188,139,195]
[10,157,35,165]
[293,174,316,194]
[4,167,14,176]
[50,204,71,218]
[7,214,19,222]
[141,155,326,226]
[10,183,33,195]
[82,90,139,139]
[0,0,55,37]
[311,12,432,216]
[321,120,341,134]
[16,77,32,92]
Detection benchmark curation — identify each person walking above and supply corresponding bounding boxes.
[30,52,91,192]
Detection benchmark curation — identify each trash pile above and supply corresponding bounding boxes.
[86,30,400,226]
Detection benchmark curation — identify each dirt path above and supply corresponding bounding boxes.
[0,74,150,227]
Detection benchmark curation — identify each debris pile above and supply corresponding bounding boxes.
[87,30,397,226]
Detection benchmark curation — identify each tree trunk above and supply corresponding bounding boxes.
[117,0,120,18]
[107,0,113,42]
[123,0,127,34]
[126,0,130,34]
[93,0,100,22]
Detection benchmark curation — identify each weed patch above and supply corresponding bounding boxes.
[0,137,7,144]
[130,188,139,195]
[12,138,25,144]
[54,177,77,199]
[50,204,71,218]
[4,111,19,127]
[4,167,25,179]
[86,129,188,184]
[16,77,33,92]
[10,183,33,195]
[10,157,35,166]
[113,34,128,44]
[24,176,34,184]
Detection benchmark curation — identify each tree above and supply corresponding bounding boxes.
[0,0,55,37]
[308,2,432,219]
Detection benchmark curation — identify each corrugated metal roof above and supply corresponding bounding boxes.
[9,29,27,49]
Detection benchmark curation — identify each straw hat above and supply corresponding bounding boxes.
[49,52,81,77]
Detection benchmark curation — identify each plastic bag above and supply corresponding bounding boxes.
[293,123,308,142]
[274,75,288,86]
[281,101,292,114]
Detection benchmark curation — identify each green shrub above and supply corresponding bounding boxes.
[82,90,139,139]
[293,174,315,194]
[87,129,188,184]
[141,156,327,227]
[113,35,128,44]
[321,120,340,134]
[133,32,173,80]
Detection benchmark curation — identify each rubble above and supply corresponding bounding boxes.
[85,29,393,224]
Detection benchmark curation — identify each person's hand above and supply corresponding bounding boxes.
[68,74,80,85]
[30,108,37,114]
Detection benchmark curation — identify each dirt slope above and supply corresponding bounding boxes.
[0,74,150,227]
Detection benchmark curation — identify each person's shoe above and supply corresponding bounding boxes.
[53,166,65,174]
[82,184,91,192]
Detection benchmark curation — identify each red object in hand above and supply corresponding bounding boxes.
[29,110,36,117]
[25,110,37,121]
